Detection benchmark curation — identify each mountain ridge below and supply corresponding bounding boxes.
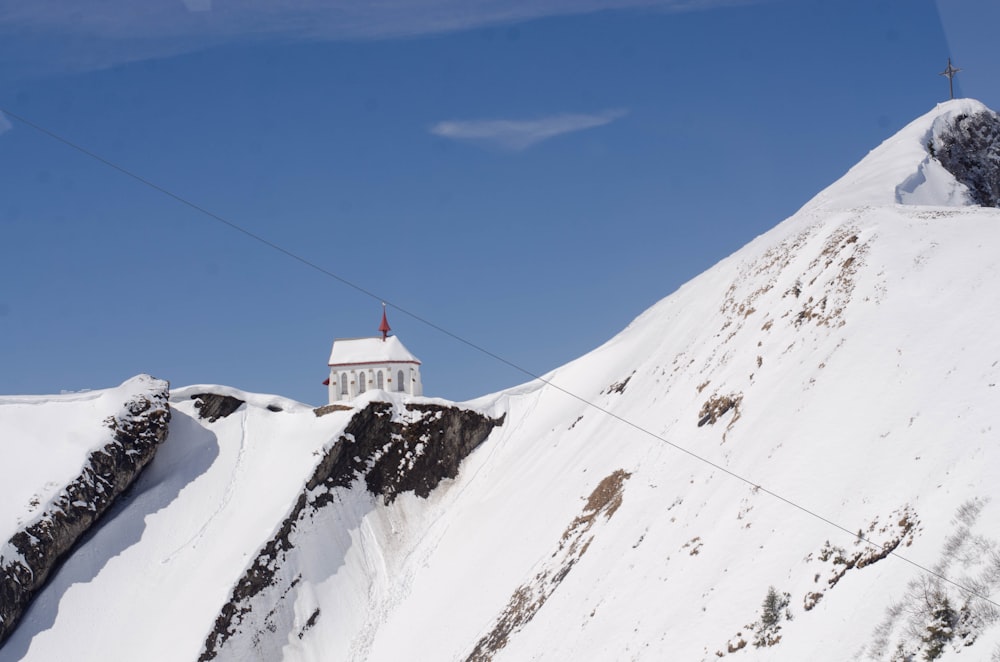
[2,100,1000,661]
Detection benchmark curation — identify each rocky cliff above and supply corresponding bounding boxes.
[930,107,1000,207]
[199,400,503,661]
[0,377,170,646]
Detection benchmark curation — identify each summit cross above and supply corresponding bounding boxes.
[940,58,961,100]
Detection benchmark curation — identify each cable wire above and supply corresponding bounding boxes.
[4,105,997,610]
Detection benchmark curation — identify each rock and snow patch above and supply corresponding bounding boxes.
[897,102,1000,207]
[0,375,170,645]
[466,469,631,662]
[799,98,999,211]
[1,384,361,661]
[171,384,310,417]
[198,399,502,661]
[928,107,1000,207]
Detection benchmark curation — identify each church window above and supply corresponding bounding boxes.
[397,370,405,392]
[377,371,384,389]
[359,372,366,393]
[341,373,348,395]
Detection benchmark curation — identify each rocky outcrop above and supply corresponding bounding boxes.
[313,401,505,504]
[312,403,352,417]
[931,109,1000,207]
[199,401,503,661]
[191,393,245,422]
[0,379,171,646]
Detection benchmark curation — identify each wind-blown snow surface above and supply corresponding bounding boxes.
[2,99,1000,661]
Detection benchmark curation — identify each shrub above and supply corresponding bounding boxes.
[753,586,792,648]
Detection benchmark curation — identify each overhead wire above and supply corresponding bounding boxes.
[3,105,997,611]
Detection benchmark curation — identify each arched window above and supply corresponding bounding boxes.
[358,372,366,393]
[340,373,348,395]
[377,371,384,390]
[397,370,405,392]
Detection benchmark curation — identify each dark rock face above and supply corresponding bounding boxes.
[0,379,171,646]
[931,110,1000,207]
[191,393,245,422]
[199,401,503,661]
[310,402,505,504]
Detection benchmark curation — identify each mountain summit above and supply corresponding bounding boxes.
[807,98,1000,210]
[2,101,1000,661]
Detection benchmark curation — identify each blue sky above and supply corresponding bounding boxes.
[0,0,994,404]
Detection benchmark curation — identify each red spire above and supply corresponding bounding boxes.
[379,303,391,341]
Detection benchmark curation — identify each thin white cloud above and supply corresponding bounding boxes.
[0,111,11,137]
[430,109,628,151]
[0,0,763,74]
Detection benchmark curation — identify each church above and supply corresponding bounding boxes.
[324,306,423,404]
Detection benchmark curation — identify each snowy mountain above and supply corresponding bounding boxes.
[0,376,170,645]
[3,98,1000,661]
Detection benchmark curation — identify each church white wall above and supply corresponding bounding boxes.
[410,365,423,397]
[328,363,422,403]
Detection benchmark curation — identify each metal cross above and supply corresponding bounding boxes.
[940,58,961,100]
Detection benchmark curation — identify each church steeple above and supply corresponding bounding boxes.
[379,303,391,341]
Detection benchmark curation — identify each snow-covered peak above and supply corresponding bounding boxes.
[804,98,999,211]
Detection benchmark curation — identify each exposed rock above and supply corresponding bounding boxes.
[0,379,171,646]
[603,372,635,395]
[199,401,503,661]
[931,110,1000,207]
[312,403,353,417]
[698,393,743,428]
[466,469,631,662]
[191,393,245,422]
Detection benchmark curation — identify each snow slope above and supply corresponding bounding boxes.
[0,375,163,550]
[268,99,1000,661]
[0,386,356,661]
[0,374,170,646]
[2,99,1000,661]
